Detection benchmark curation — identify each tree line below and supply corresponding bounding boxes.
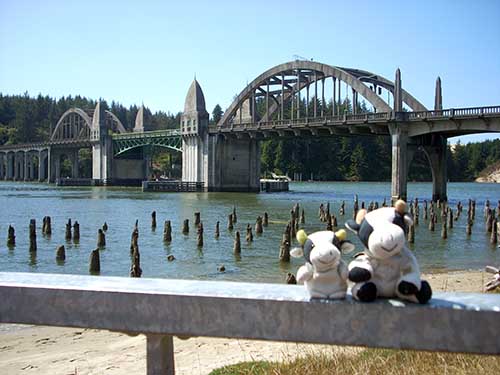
[0,92,179,145]
[1,92,499,182]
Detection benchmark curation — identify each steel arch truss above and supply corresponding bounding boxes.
[217,60,428,128]
[112,130,182,156]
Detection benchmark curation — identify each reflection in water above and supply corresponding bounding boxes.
[0,181,499,283]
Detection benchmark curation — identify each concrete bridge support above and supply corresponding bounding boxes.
[422,135,448,202]
[206,135,260,192]
[390,122,409,203]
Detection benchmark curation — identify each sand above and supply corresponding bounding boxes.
[0,270,492,374]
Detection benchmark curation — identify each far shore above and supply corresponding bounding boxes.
[0,269,494,375]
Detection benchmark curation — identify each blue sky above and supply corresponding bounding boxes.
[1,0,499,143]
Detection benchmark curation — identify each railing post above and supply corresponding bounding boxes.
[147,334,175,375]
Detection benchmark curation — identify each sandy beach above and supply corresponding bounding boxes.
[0,270,492,374]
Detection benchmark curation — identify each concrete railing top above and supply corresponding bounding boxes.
[1,272,500,356]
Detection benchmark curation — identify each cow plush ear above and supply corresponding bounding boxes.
[345,220,360,233]
[290,247,304,258]
[340,241,355,254]
[404,213,414,227]
[296,229,308,246]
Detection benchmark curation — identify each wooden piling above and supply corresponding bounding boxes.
[300,209,305,224]
[130,228,139,254]
[263,212,269,226]
[255,216,263,235]
[490,219,498,245]
[65,219,72,241]
[233,231,241,254]
[163,220,172,242]
[89,249,100,274]
[246,224,253,242]
[227,214,234,231]
[42,216,52,235]
[232,206,237,223]
[429,214,435,231]
[408,223,415,243]
[97,229,106,248]
[279,224,291,262]
[102,222,108,231]
[56,245,65,261]
[194,212,201,226]
[486,209,493,233]
[332,214,338,228]
[197,222,204,248]
[339,201,345,216]
[326,213,333,231]
[29,219,37,253]
[182,219,189,234]
[73,221,80,242]
[441,221,447,239]
[151,211,157,230]
[215,221,220,239]
[130,247,142,278]
[423,200,428,221]
[286,273,297,284]
[447,208,453,229]
[7,225,15,247]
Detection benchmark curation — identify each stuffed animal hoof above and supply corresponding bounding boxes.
[415,280,432,304]
[356,282,377,302]
[398,280,419,295]
[349,267,371,282]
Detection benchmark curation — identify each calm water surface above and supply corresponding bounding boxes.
[0,181,499,283]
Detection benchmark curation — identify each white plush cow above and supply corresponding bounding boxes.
[291,229,355,299]
[345,200,432,304]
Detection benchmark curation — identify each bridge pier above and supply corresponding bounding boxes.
[390,122,409,203]
[422,135,448,202]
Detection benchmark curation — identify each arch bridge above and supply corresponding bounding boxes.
[1,60,499,199]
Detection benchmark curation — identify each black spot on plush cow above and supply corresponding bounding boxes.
[345,200,432,303]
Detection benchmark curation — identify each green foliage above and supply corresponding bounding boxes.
[0,93,181,145]
[212,104,223,124]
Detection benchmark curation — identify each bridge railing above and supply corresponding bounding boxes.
[0,272,499,375]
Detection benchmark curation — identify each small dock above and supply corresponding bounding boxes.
[142,180,204,192]
[260,179,289,192]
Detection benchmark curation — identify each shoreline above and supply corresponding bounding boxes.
[0,269,494,374]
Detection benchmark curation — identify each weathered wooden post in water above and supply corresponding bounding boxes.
[97,229,106,248]
[29,219,37,253]
[182,219,189,234]
[286,272,297,284]
[130,248,142,278]
[232,206,237,223]
[130,227,139,254]
[7,225,15,247]
[151,211,157,230]
[491,219,498,245]
[89,249,100,274]
[102,222,108,231]
[227,214,234,231]
[42,216,52,236]
[73,221,80,242]
[246,224,253,242]
[300,209,305,224]
[279,224,291,262]
[56,245,65,261]
[194,212,201,226]
[255,216,263,235]
[197,222,204,248]
[215,221,220,239]
[233,231,241,254]
[408,223,415,243]
[65,219,72,241]
[163,220,172,243]
[263,212,269,226]
[339,201,345,216]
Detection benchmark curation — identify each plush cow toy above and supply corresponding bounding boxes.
[291,229,355,299]
[345,200,432,304]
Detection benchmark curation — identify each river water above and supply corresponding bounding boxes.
[0,181,499,283]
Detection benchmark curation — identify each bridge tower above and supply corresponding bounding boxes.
[91,102,113,184]
[181,79,210,185]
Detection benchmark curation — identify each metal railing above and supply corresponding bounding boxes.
[0,272,499,375]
